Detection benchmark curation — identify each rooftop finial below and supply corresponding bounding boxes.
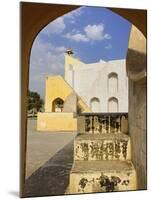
[65,48,74,56]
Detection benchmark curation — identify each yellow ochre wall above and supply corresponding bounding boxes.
[45,75,74,112]
[37,75,77,132]
[37,74,90,132]
[37,112,77,131]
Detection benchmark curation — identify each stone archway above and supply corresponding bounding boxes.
[126,24,147,189]
[21,3,147,196]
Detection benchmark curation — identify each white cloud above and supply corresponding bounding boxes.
[30,37,65,71]
[64,23,111,43]
[84,24,105,40]
[54,46,66,53]
[40,7,84,36]
[104,33,112,39]
[64,32,89,42]
[41,17,66,35]
[84,24,112,41]
[63,7,85,24]
[29,37,66,97]
[105,44,112,49]
[64,7,84,20]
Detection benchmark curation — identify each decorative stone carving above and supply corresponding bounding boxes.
[77,173,131,193]
[75,138,129,161]
[99,174,122,192]
[75,142,89,160]
[83,113,128,134]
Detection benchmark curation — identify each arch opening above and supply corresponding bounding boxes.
[52,97,64,112]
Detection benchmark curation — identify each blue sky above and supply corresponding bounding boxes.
[29,6,131,98]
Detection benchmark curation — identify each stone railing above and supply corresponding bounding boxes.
[77,113,128,134]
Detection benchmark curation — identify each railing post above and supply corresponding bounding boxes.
[108,115,111,134]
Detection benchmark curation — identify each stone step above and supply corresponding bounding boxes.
[74,133,131,161]
[69,160,137,194]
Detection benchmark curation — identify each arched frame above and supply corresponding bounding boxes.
[52,97,64,112]
[108,72,118,93]
[90,97,100,112]
[21,3,147,196]
[108,97,119,112]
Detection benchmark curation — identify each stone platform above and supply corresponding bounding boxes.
[74,133,131,161]
[67,113,137,194]
[69,160,137,193]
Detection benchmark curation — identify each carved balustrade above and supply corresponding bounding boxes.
[77,113,128,134]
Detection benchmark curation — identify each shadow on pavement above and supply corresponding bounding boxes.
[24,140,74,197]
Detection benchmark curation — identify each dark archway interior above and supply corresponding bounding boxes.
[52,98,64,112]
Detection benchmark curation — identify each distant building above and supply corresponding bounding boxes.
[65,52,128,112]
[37,50,128,131]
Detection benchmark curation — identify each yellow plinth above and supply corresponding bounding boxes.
[37,112,77,132]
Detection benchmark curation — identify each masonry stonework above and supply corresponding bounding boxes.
[127,25,147,189]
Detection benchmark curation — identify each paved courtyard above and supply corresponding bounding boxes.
[25,119,77,197]
[26,119,77,178]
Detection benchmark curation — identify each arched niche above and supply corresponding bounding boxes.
[108,72,118,94]
[52,97,64,112]
[90,97,100,112]
[108,97,118,112]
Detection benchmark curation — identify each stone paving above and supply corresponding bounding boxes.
[24,119,76,197]
[25,140,74,197]
[26,119,76,178]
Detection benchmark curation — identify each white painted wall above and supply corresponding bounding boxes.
[65,58,128,112]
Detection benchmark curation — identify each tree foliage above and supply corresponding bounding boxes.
[28,90,44,112]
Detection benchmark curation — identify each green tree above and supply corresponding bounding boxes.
[28,90,44,112]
